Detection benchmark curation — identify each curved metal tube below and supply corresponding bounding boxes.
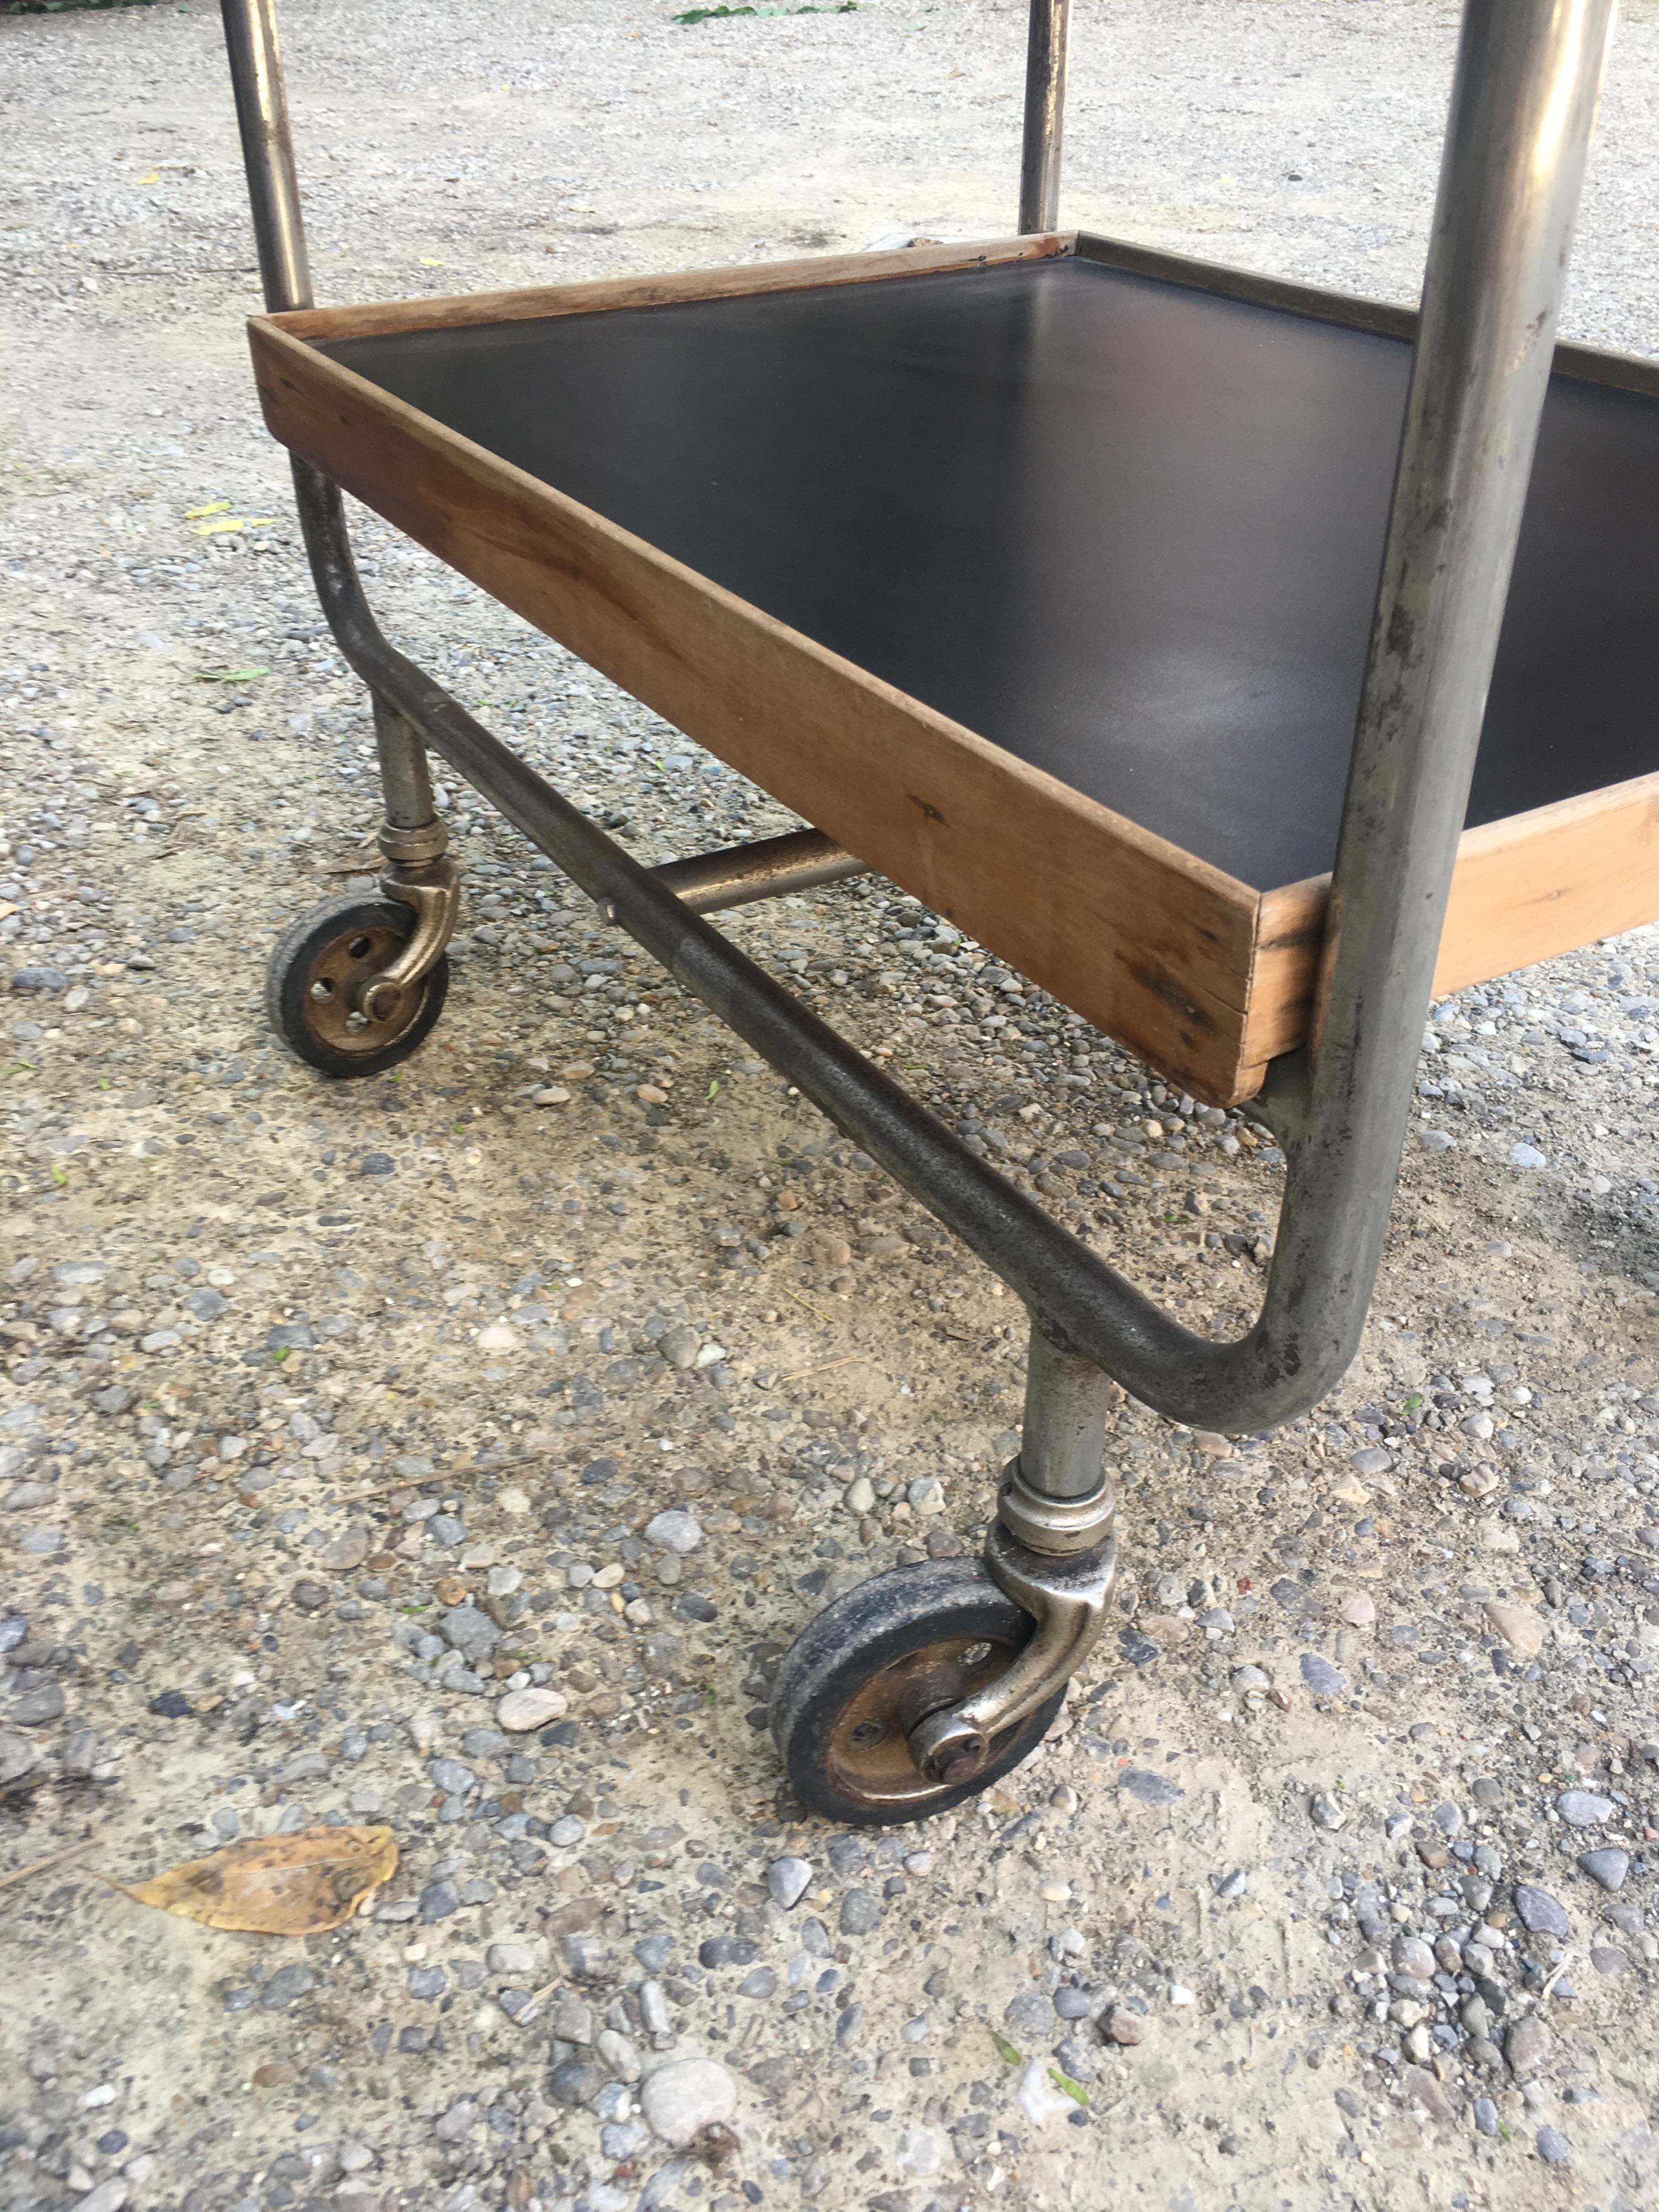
[227,0,1616,1444]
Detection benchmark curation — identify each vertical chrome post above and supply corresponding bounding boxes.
[1017,1318,1110,1500]
[220,0,313,314]
[221,0,455,973]
[1018,0,1070,233]
[1252,0,1617,1408]
[373,696,440,842]
[996,1314,1118,1553]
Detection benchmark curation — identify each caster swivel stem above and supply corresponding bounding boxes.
[910,1314,1119,1786]
[365,695,460,1017]
[373,692,443,851]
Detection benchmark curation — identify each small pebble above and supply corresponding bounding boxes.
[639,2057,737,2147]
[839,1889,881,1935]
[643,1508,703,1554]
[1513,1886,1570,1937]
[1506,2015,1551,2077]
[260,1963,315,2011]
[10,1685,65,1726]
[1577,1848,1629,1892]
[496,1685,568,1731]
[698,1934,757,1968]
[1556,1789,1615,1829]
[767,1856,812,1910]
[1482,1600,1545,1657]
[1004,1989,1054,2035]
[549,2059,605,2109]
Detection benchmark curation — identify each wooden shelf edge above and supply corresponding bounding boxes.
[263,232,1077,345]
[1243,766,1659,1077]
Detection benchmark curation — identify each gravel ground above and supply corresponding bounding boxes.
[5,2,1659,2208]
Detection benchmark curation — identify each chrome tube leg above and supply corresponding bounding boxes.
[224,3,462,1044]
[998,1314,1116,1546]
[1247,0,1618,1414]
[219,0,313,314]
[1018,0,1070,233]
[372,694,442,854]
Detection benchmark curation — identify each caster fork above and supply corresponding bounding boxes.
[910,1320,1119,1786]
[359,695,460,1023]
[769,1313,1123,1824]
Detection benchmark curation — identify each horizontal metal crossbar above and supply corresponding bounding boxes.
[618,827,865,918]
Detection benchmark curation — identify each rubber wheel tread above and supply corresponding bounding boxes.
[769,1556,1063,1826]
[266,893,449,1079]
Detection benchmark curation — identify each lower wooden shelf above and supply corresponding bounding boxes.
[249,232,1659,1104]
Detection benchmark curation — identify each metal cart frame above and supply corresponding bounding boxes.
[218,0,1617,1813]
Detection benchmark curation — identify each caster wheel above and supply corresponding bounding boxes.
[769,1557,1062,1826]
[266,893,449,1079]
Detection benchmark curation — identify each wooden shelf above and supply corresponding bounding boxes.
[250,233,1659,1104]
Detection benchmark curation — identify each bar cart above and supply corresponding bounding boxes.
[219,0,1647,1822]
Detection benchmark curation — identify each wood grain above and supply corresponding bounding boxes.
[250,311,1262,1105]
[1244,769,1659,1080]
[1434,770,1659,994]
[272,234,1074,345]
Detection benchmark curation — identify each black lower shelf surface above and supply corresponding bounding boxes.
[323,256,1659,889]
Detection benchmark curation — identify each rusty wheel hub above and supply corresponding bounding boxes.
[299,921,427,1058]
[827,1634,1018,1811]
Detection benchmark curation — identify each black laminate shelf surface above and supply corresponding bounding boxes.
[322,257,1659,890]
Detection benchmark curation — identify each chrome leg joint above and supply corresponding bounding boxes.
[377,815,450,866]
[362,855,461,1020]
[996,1454,1114,1555]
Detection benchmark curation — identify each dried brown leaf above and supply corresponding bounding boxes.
[114,1825,396,1934]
